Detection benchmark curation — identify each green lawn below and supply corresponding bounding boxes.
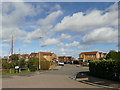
[1,69,30,75]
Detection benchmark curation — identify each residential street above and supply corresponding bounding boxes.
[2,64,100,88]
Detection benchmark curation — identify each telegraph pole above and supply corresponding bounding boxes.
[11,35,13,55]
[38,37,43,70]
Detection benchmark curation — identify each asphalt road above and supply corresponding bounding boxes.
[2,64,101,88]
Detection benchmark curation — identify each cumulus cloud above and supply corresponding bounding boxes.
[53,3,118,34]
[0,43,9,47]
[40,38,60,47]
[82,27,118,44]
[59,41,80,48]
[25,10,63,43]
[2,2,38,43]
[56,48,74,56]
[38,10,63,26]
[58,33,72,41]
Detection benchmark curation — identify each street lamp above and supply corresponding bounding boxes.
[39,52,40,70]
[38,37,43,70]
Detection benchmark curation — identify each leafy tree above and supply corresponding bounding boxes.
[18,58,26,68]
[106,50,119,61]
[11,54,19,62]
[27,57,38,71]
[2,61,11,69]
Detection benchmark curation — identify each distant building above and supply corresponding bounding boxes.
[36,52,57,61]
[4,56,9,59]
[78,51,107,62]
[21,54,29,61]
[58,56,75,63]
[8,52,58,62]
[29,52,37,59]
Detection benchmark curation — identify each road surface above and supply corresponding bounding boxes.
[2,64,101,88]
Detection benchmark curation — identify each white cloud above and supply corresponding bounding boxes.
[25,10,63,43]
[0,43,9,47]
[57,48,74,56]
[82,27,118,44]
[2,27,26,43]
[53,3,118,34]
[2,2,38,43]
[59,41,80,48]
[38,10,63,26]
[58,33,72,41]
[40,38,60,47]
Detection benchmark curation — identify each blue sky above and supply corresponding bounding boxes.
[1,2,118,59]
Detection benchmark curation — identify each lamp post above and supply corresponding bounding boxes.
[38,37,43,70]
[39,52,40,70]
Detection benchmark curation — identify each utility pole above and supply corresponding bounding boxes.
[11,35,13,55]
[39,52,40,70]
[38,37,43,70]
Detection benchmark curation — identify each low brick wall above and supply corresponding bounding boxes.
[0,69,2,73]
[2,69,10,73]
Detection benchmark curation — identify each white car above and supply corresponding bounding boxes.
[58,62,64,66]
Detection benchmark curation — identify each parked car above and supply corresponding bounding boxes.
[58,62,64,66]
[83,62,89,66]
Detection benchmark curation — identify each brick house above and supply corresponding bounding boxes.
[78,51,107,62]
[78,51,100,62]
[36,52,57,61]
[29,53,38,59]
[21,54,29,61]
[58,56,74,63]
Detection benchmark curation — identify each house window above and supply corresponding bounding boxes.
[81,55,82,57]
[44,56,47,58]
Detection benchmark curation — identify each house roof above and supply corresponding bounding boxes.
[103,53,107,55]
[80,51,98,55]
[58,56,72,58]
[40,52,53,55]
[29,53,37,56]
[40,57,46,61]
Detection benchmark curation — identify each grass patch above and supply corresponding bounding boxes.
[1,69,30,75]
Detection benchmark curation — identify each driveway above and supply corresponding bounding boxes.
[2,64,101,88]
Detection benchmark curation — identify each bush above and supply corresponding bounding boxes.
[73,60,80,64]
[19,58,26,68]
[29,65,36,72]
[2,61,11,69]
[27,57,37,72]
[89,60,120,81]
[40,61,50,70]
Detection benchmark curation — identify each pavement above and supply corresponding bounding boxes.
[1,64,118,89]
[76,72,120,89]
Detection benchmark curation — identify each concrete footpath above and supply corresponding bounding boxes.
[76,71,120,90]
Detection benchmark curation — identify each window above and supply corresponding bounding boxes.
[81,55,82,57]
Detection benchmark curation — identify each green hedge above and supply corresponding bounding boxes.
[40,61,50,70]
[73,60,81,64]
[89,60,120,81]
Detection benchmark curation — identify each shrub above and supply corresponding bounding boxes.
[18,58,26,68]
[73,60,80,64]
[29,65,36,72]
[89,60,120,81]
[2,61,11,69]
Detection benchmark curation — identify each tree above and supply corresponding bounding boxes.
[27,57,38,72]
[11,54,19,62]
[106,50,119,61]
[2,61,11,69]
[18,58,26,68]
